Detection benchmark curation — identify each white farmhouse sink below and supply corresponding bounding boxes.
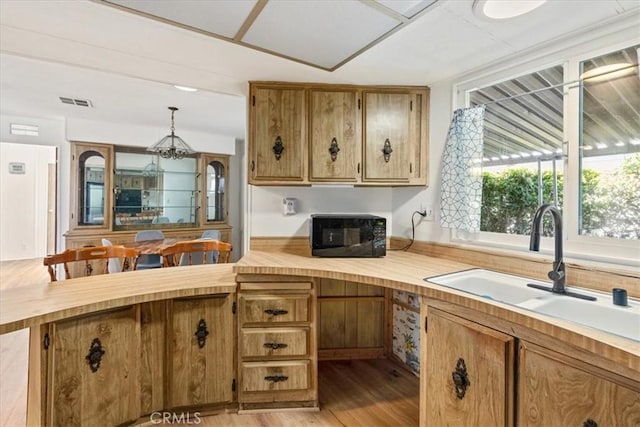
[425,268,640,342]
[518,295,640,342]
[426,269,550,304]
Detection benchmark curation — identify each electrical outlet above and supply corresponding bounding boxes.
[283,198,296,215]
[421,203,434,221]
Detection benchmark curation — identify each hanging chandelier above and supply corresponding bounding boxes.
[147,106,195,160]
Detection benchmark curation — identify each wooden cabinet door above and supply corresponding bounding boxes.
[518,341,640,427]
[362,91,410,182]
[309,89,360,182]
[168,294,235,408]
[48,306,140,426]
[250,84,306,183]
[425,307,515,427]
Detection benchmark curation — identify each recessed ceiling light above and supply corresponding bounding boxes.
[473,0,547,21]
[580,63,635,83]
[174,85,198,92]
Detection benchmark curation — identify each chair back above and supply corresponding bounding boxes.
[101,238,121,274]
[160,240,232,267]
[135,230,165,242]
[43,246,140,282]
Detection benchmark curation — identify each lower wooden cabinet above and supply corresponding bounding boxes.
[518,341,640,426]
[48,306,140,426]
[30,291,236,426]
[424,307,515,426]
[237,278,317,410]
[422,300,640,427]
[168,294,235,408]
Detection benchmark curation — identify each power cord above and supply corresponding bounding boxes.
[389,210,427,252]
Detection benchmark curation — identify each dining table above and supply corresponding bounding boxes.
[127,238,177,255]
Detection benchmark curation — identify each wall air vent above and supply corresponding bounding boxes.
[10,123,39,136]
[59,97,93,107]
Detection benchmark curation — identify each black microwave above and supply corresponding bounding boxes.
[310,214,386,257]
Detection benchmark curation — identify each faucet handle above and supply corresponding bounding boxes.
[548,270,564,281]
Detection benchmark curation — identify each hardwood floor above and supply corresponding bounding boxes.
[0,259,420,426]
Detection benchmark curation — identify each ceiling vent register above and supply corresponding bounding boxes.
[59,97,93,107]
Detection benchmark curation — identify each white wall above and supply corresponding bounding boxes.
[0,113,240,259]
[391,81,454,244]
[249,185,393,238]
[67,118,236,155]
[0,142,56,260]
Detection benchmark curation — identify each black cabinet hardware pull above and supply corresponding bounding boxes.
[452,358,470,399]
[382,138,393,162]
[194,319,209,349]
[273,136,284,160]
[329,137,340,161]
[264,309,288,316]
[583,419,597,427]
[263,342,288,350]
[264,375,288,383]
[85,338,105,373]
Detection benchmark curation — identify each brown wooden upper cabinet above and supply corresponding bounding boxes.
[249,82,429,186]
[309,88,360,182]
[249,84,306,183]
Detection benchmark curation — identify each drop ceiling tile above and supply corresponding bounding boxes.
[377,0,438,18]
[242,0,402,69]
[105,0,257,38]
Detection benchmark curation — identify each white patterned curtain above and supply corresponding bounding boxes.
[440,105,486,233]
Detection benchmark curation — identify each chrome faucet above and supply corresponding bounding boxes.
[528,204,596,301]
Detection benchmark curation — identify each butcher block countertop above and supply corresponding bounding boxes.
[1,251,637,376]
[0,264,236,334]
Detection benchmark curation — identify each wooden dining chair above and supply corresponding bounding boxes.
[43,246,140,282]
[160,240,232,267]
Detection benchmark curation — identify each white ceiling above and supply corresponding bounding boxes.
[1,0,639,144]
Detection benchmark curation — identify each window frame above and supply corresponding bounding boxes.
[451,39,640,268]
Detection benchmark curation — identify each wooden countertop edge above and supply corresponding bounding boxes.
[0,264,236,335]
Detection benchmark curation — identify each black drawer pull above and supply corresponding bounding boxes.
[263,342,288,350]
[264,374,288,383]
[264,309,288,316]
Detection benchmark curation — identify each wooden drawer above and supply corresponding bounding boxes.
[241,361,310,392]
[240,294,310,324]
[241,327,309,358]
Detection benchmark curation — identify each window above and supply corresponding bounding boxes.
[457,42,639,266]
[470,64,564,237]
[579,45,640,240]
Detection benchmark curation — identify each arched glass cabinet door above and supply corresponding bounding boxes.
[79,153,105,225]
[204,155,228,223]
[70,142,112,230]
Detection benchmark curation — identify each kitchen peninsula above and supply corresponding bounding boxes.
[1,250,638,426]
